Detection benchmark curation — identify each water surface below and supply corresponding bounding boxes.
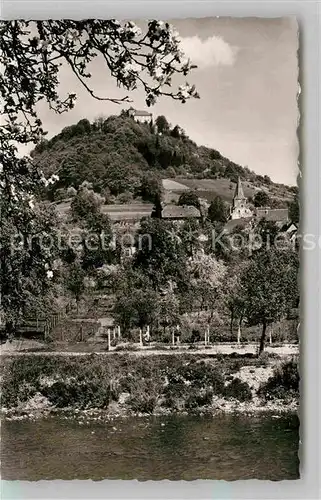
[1,413,299,480]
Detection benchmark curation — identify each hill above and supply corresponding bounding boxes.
[31,112,297,205]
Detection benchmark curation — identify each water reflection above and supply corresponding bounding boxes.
[1,413,299,481]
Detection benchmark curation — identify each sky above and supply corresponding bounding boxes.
[36,17,299,186]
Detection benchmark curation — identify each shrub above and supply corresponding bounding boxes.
[42,379,111,409]
[154,330,172,344]
[117,191,133,204]
[224,378,252,402]
[176,361,225,394]
[256,351,270,367]
[126,378,162,414]
[184,388,214,410]
[258,359,299,400]
[115,343,138,351]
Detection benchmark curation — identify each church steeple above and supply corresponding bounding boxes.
[230,176,252,220]
[234,176,245,200]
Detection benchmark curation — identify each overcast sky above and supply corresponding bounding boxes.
[36,17,299,186]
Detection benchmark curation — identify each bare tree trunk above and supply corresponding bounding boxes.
[259,320,267,356]
[230,308,234,337]
[107,328,111,351]
[237,315,243,345]
[237,324,241,345]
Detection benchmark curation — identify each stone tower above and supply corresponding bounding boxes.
[230,177,252,220]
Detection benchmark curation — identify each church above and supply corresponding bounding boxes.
[229,177,289,224]
[230,177,253,220]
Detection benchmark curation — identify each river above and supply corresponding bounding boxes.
[1,413,299,481]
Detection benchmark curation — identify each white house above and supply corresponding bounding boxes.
[127,107,153,123]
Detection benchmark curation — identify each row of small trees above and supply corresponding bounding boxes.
[59,211,298,354]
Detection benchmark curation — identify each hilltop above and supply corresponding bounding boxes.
[31,112,297,205]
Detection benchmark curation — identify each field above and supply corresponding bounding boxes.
[163,178,294,205]
[162,178,259,203]
[175,178,258,202]
[101,204,153,221]
[54,201,153,222]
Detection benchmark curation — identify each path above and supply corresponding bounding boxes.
[0,340,299,357]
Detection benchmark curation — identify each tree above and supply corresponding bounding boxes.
[158,290,180,338]
[70,182,105,223]
[113,267,158,336]
[170,125,183,138]
[255,219,280,247]
[223,264,247,342]
[138,172,163,203]
[134,218,187,291]
[185,251,226,324]
[178,190,200,209]
[178,219,202,257]
[1,20,198,337]
[155,115,170,134]
[114,288,159,338]
[208,196,227,223]
[0,200,59,336]
[288,194,299,224]
[253,190,271,207]
[241,249,299,355]
[65,261,86,313]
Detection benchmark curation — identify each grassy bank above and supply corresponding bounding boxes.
[0,353,299,418]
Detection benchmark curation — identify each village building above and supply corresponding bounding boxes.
[229,177,289,225]
[160,204,202,221]
[230,177,253,220]
[127,107,153,124]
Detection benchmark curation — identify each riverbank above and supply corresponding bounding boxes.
[0,352,299,420]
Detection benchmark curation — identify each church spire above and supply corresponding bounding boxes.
[234,176,245,200]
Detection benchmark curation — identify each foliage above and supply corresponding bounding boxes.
[134,218,188,290]
[258,359,299,400]
[177,219,202,257]
[253,190,271,207]
[65,261,86,306]
[1,354,299,413]
[224,378,252,401]
[0,19,198,338]
[288,194,299,224]
[138,171,163,203]
[207,195,227,223]
[185,251,226,318]
[126,378,163,413]
[241,249,299,354]
[178,190,200,209]
[0,199,59,334]
[114,287,159,332]
[70,182,105,222]
[155,115,170,134]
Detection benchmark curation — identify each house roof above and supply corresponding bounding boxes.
[130,108,152,117]
[282,222,298,232]
[161,204,201,219]
[255,208,289,222]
